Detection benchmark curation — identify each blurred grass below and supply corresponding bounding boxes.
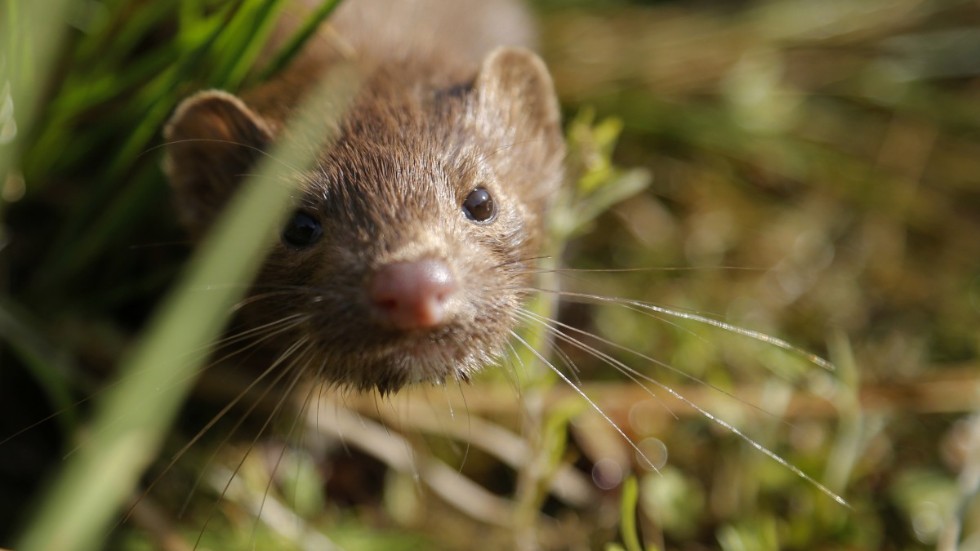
[2,0,980,550]
[15,61,358,551]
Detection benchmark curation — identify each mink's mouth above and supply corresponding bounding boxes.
[276,292,515,392]
[299,323,504,392]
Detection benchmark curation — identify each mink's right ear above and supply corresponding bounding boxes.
[164,90,273,236]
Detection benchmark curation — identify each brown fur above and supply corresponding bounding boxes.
[164,0,565,391]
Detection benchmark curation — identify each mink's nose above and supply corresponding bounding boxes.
[368,260,459,331]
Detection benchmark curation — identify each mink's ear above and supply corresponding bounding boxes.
[473,47,564,199]
[475,47,561,134]
[164,90,273,237]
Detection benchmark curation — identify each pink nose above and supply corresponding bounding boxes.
[368,260,459,331]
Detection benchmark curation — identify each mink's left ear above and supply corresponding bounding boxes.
[474,47,562,138]
[473,47,565,201]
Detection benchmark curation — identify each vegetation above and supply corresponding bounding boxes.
[2,0,978,550]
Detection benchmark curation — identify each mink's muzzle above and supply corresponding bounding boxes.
[366,258,461,331]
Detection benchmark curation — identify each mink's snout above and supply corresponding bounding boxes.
[367,259,460,331]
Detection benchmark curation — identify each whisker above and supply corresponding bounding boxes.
[205,313,307,354]
[148,316,310,406]
[248,348,320,545]
[229,291,311,312]
[507,328,660,472]
[489,254,553,272]
[535,289,836,371]
[8,314,307,465]
[510,285,718,350]
[154,313,307,382]
[120,337,313,531]
[193,339,316,549]
[514,311,850,507]
[306,356,333,446]
[448,377,473,471]
[514,309,678,421]
[0,395,98,448]
[523,265,765,276]
[147,138,303,175]
[500,340,530,405]
[519,308,791,424]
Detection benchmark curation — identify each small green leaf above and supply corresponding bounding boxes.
[620,476,644,551]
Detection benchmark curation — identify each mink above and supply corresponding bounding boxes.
[164,0,565,391]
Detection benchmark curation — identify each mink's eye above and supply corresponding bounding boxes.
[462,187,495,222]
[282,211,322,248]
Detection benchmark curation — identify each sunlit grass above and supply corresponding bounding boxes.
[3,0,979,550]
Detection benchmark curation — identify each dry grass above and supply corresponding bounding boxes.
[2,1,979,550]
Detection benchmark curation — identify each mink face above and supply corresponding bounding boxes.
[164,46,565,392]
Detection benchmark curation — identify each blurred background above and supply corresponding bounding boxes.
[2,0,979,549]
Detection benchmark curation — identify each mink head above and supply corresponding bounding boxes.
[164,47,565,392]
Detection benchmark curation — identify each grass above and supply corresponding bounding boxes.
[3,0,980,550]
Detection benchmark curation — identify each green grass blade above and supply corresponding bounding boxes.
[214,0,289,90]
[258,0,343,81]
[0,0,71,180]
[620,476,644,551]
[15,63,359,551]
[27,2,245,292]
